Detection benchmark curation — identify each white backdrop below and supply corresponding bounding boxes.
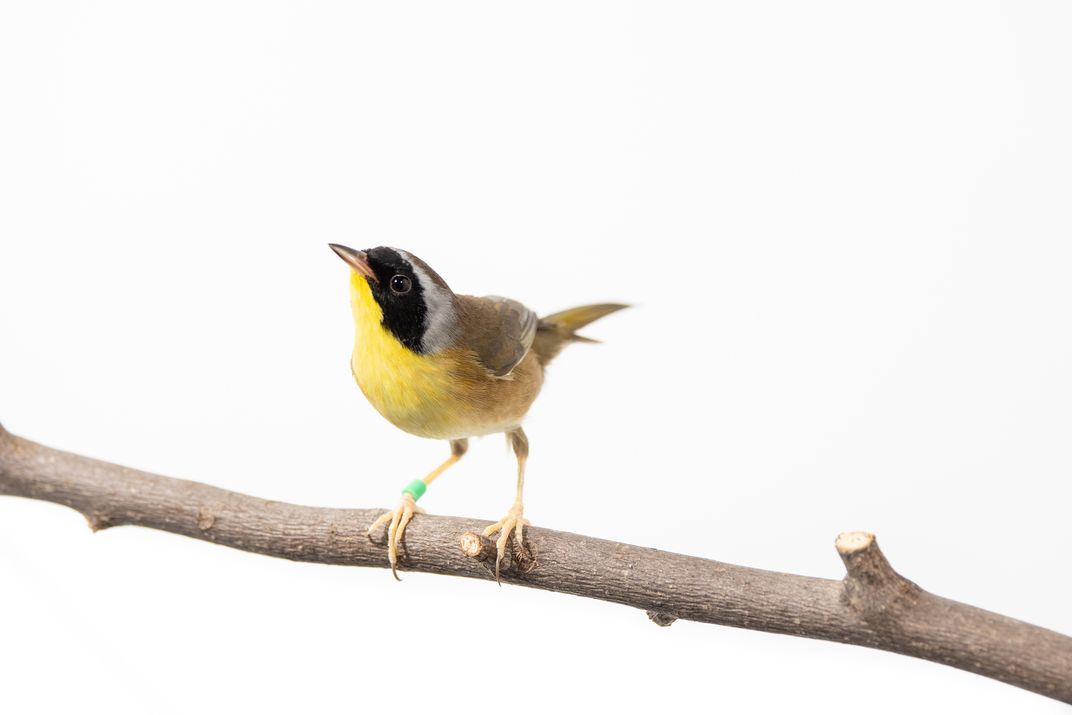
[2,2,1070,712]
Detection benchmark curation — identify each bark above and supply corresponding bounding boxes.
[0,424,1068,702]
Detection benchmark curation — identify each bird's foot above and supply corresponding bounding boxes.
[367,494,424,580]
[482,504,530,583]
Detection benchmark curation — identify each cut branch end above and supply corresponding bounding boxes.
[835,531,875,555]
[837,530,921,616]
[459,531,488,559]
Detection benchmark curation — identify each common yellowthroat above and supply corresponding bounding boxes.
[330,244,626,580]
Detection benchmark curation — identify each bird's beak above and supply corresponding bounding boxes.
[329,244,377,283]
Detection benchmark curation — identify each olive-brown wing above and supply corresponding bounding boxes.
[455,294,538,377]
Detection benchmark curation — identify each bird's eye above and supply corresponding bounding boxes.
[389,274,412,295]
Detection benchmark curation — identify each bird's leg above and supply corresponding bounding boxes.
[368,438,468,579]
[483,427,531,583]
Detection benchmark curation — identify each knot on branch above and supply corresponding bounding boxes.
[646,610,678,627]
[458,531,536,578]
[197,507,219,531]
[86,511,115,532]
[837,532,921,621]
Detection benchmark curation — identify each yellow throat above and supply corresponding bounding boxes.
[348,272,460,437]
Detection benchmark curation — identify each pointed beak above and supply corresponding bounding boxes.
[329,243,377,282]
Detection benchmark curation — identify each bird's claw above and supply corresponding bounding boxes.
[367,494,423,580]
[482,505,530,584]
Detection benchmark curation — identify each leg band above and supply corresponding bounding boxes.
[401,479,427,501]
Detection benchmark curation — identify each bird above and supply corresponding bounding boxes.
[329,244,627,580]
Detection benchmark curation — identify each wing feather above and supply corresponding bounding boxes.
[457,295,538,377]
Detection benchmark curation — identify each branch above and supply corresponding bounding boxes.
[1,424,1069,702]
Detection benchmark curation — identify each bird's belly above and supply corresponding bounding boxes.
[351,333,541,440]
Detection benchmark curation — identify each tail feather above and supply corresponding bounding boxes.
[533,303,628,365]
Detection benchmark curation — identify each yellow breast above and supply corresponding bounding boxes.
[347,274,469,438]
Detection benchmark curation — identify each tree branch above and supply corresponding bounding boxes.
[1,423,1069,702]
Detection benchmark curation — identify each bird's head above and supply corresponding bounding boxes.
[330,244,458,354]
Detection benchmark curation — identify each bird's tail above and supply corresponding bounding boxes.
[532,303,628,366]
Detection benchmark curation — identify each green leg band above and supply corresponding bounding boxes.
[401,479,427,501]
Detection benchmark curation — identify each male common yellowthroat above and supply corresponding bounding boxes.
[330,244,626,580]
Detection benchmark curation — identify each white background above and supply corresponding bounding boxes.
[2,1,1070,712]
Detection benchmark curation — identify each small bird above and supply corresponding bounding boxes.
[330,244,626,580]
